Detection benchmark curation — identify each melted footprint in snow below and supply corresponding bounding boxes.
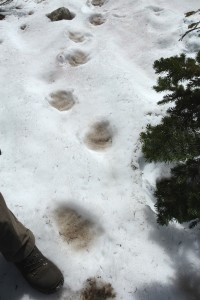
[68,31,93,43]
[146,5,164,13]
[81,278,116,300]
[85,120,113,151]
[57,50,90,66]
[68,31,86,43]
[67,50,89,66]
[54,206,103,250]
[48,90,76,111]
[89,14,106,26]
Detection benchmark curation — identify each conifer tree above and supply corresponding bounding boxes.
[141,51,200,163]
[140,51,200,226]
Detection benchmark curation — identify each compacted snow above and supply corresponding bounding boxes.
[0,0,200,299]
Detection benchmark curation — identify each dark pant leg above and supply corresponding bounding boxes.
[0,193,35,262]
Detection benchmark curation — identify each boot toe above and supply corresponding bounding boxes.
[28,260,64,294]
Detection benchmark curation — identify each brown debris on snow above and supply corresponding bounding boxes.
[81,278,116,300]
[54,207,102,249]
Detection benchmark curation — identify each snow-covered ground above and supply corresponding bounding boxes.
[0,0,200,299]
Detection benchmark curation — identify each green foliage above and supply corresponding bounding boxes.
[140,51,200,163]
[141,117,200,162]
[140,50,200,226]
[185,11,198,18]
[153,51,200,94]
[180,9,200,40]
[155,159,200,225]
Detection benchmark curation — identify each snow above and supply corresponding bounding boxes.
[0,0,200,299]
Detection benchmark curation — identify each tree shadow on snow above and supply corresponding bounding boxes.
[0,256,64,300]
[135,206,200,300]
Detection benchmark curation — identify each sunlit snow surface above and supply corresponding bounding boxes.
[0,0,200,299]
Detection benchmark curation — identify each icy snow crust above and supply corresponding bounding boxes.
[0,0,200,299]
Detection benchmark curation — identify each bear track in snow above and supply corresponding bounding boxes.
[85,120,113,151]
[68,31,86,43]
[56,50,89,66]
[54,206,102,249]
[48,90,76,111]
[81,277,116,300]
[67,50,89,66]
[89,14,106,26]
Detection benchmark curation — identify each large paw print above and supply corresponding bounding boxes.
[48,90,76,111]
[89,14,106,26]
[84,120,113,151]
[54,206,103,249]
[57,50,90,66]
[67,50,90,66]
[68,31,93,43]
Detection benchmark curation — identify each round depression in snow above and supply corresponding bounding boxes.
[48,90,76,111]
[84,120,113,151]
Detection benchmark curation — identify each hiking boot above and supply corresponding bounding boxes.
[15,246,64,294]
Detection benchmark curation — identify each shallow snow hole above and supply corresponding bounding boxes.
[54,207,102,249]
[85,120,113,151]
[48,90,75,111]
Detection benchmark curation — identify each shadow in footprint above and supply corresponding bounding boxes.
[85,120,113,151]
[147,6,164,13]
[89,14,106,26]
[91,0,106,7]
[54,205,103,250]
[48,90,76,111]
[20,24,27,30]
[28,10,34,15]
[0,14,5,20]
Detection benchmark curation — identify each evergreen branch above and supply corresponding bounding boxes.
[141,49,200,227]
[185,9,200,17]
[179,25,200,41]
